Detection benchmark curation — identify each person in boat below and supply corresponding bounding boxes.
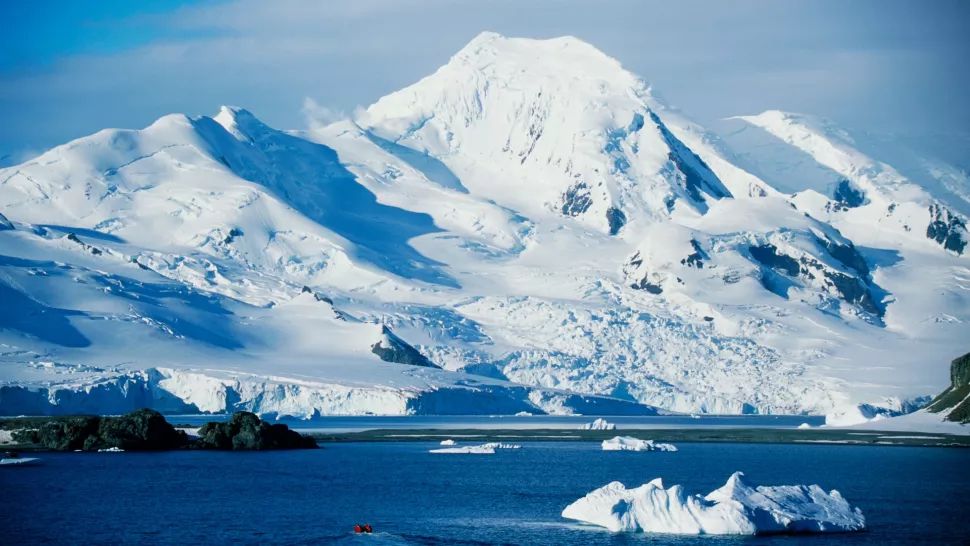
[363,524,373,533]
[353,524,362,534]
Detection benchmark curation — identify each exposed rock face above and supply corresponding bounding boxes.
[747,240,883,317]
[680,239,708,269]
[0,212,12,230]
[606,207,626,235]
[66,233,102,255]
[371,325,439,368]
[12,409,188,450]
[195,411,317,450]
[827,180,865,212]
[561,182,593,216]
[649,111,730,209]
[926,204,967,254]
[925,352,970,423]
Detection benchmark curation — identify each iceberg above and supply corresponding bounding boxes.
[0,457,40,466]
[581,418,616,430]
[481,442,520,450]
[430,445,495,454]
[601,436,677,452]
[429,442,520,454]
[439,439,457,446]
[562,472,866,535]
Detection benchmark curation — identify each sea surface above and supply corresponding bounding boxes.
[2,442,967,545]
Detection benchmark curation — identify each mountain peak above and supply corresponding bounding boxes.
[213,105,269,140]
[361,32,650,149]
[454,31,619,65]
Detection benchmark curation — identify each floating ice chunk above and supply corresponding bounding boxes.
[515,411,533,416]
[98,447,125,452]
[429,441,520,454]
[797,423,812,429]
[562,472,866,535]
[439,439,457,446]
[480,442,521,449]
[601,436,677,452]
[581,418,616,430]
[0,457,40,466]
[430,445,495,454]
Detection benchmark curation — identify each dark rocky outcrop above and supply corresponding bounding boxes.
[0,212,13,231]
[195,411,317,450]
[822,238,870,278]
[301,285,334,305]
[649,111,731,207]
[680,239,708,269]
[925,352,970,423]
[606,207,626,235]
[561,182,593,216]
[12,409,188,451]
[748,244,800,276]
[748,242,883,317]
[66,233,102,255]
[8,409,316,451]
[222,227,244,244]
[630,276,663,294]
[926,203,967,255]
[826,179,866,212]
[371,325,439,368]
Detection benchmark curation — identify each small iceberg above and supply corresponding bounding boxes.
[601,436,677,452]
[429,442,520,454]
[0,457,40,466]
[431,445,495,454]
[98,447,125,452]
[581,418,616,430]
[562,472,865,535]
[797,423,812,429]
[439,439,457,446]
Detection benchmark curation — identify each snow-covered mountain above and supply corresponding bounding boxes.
[1,32,967,424]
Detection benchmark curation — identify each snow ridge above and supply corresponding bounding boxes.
[1,32,967,424]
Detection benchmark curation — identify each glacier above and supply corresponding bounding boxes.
[0,32,967,424]
[561,472,866,534]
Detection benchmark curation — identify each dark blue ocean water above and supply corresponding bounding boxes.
[1,442,967,545]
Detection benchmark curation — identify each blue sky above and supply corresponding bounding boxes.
[1,0,967,164]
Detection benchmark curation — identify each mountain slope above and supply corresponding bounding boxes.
[1,32,967,424]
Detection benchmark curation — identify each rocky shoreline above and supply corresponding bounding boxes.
[3,409,317,451]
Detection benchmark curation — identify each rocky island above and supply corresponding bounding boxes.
[4,409,317,451]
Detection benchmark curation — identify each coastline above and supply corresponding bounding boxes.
[314,427,970,448]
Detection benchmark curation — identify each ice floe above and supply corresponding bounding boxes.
[601,436,677,452]
[429,442,521,454]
